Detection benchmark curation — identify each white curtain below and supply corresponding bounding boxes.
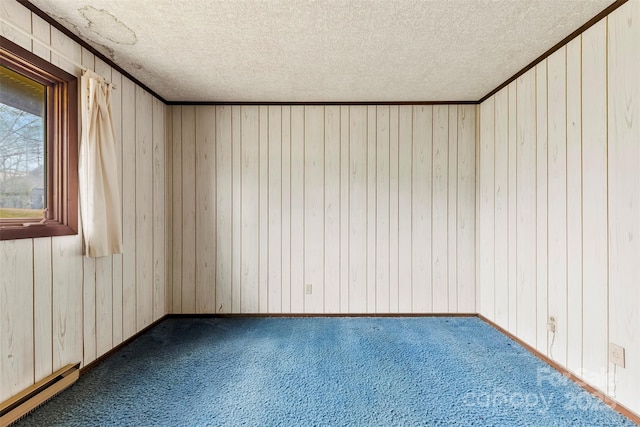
[79,69,122,257]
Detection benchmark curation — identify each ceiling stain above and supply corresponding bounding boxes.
[78,6,137,46]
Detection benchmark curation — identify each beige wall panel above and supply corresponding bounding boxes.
[479,97,495,320]
[268,106,283,313]
[290,106,305,313]
[349,106,368,313]
[0,240,34,401]
[535,62,548,355]
[389,106,400,313]
[181,106,197,313]
[494,89,509,329]
[432,105,449,312]
[135,88,154,330]
[281,106,292,313]
[412,106,433,312]
[153,98,167,320]
[566,37,583,375]
[376,106,391,313]
[324,106,341,313]
[240,106,260,312]
[259,106,269,313]
[581,20,608,392]
[546,47,568,367]
[339,106,350,312]
[516,71,537,346]
[33,237,52,381]
[171,107,183,313]
[304,106,325,313]
[121,77,137,339]
[216,106,233,313]
[366,106,377,313]
[608,2,640,413]
[195,106,216,313]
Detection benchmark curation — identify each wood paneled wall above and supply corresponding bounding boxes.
[477,0,639,415]
[0,0,169,401]
[169,104,477,314]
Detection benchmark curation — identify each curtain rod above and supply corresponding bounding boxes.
[1,16,117,89]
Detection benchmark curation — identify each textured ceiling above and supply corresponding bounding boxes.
[27,0,614,102]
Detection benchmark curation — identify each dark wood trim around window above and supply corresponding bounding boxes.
[0,36,78,240]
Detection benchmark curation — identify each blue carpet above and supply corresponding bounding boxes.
[14,317,636,426]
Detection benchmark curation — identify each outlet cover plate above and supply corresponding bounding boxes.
[609,343,625,368]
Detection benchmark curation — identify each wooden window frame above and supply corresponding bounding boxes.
[0,37,78,240]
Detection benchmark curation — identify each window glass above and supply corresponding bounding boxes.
[0,65,46,220]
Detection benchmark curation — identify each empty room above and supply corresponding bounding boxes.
[0,0,639,425]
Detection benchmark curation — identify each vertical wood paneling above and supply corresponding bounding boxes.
[582,20,608,392]
[447,106,458,312]
[457,105,476,312]
[33,237,52,381]
[479,97,495,320]
[325,106,341,313]
[110,69,123,346]
[477,1,640,415]
[121,78,136,340]
[0,1,169,401]
[268,106,283,313]
[195,106,216,313]
[290,106,305,313]
[231,106,242,313]
[181,106,196,313]
[366,106,377,313]
[52,235,82,370]
[566,37,583,375]
[171,107,183,313]
[432,106,448,312]
[349,106,368,313]
[376,106,390,313]
[535,61,548,355]
[516,71,537,346]
[281,106,292,313]
[216,106,232,313]
[0,0,31,49]
[173,103,476,320]
[0,240,33,400]
[412,106,433,312]
[389,106,400,313]
[494,89,509,328]
[608,2,640,413]
[259,106,269,313]
[547,47,568,366]
[31,15,50,63]
[289,108,304,310]
[398,106,413,312]
[152,98,166,320]
[507,82,518,331]
[339,106,350,312]
[304,106,325,313]
[135,88,154,331]
[241,106,260,313]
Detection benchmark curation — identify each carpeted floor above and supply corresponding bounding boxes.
[13,317,636,426]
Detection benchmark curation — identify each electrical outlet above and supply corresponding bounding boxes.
[305,283,312,295]
[546,316,556,333]
[609,343,626,368]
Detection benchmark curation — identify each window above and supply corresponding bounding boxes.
[0,36,78,240]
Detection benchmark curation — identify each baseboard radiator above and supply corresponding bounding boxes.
[0,363,80,426]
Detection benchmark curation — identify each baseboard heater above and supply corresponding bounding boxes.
[0,363,80,426]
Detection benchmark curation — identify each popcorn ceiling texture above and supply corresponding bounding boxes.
[29,0,614,102]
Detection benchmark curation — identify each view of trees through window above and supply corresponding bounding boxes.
[0,65,46,220]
